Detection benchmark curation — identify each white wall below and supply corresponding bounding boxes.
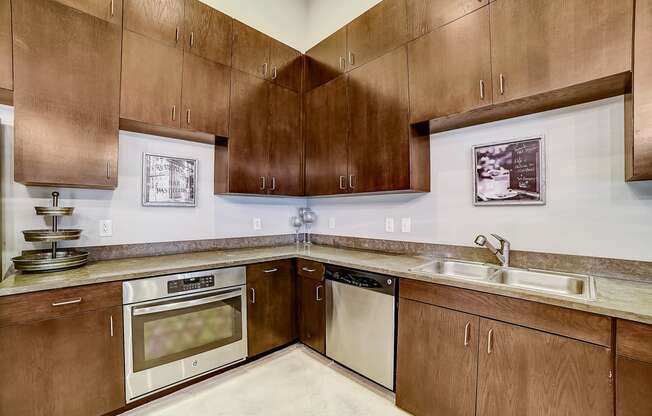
[308,97,652,262]
[1,106,305,274]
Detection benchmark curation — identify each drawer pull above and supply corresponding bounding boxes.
[263,268,278,273]
[464,322,471,347]
[487,329,494,354]
[51,298,82,307]
[110,315,114,337]
[316,285,323,301]
[249,288,256,304]
[302,267,316,273]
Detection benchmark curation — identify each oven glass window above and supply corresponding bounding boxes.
[132,293,242,372]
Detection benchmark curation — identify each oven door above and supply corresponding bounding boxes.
[124,286,247,401]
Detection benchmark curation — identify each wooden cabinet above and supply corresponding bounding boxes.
[246,261,297,357]
[348,46,411,193]
[0,284,124,416]
[184,0,232,66]
[124,0,184,46]
[268,84,303,195]
[0,0,12,92]
[56,0,122,24]
[270,39,302,92]
[616,320,652,416]
[13,0,121,188]
[406,0,487,40]
[232,20,271,80]
[304,27,347,91]
[396,300,479,416]
[298,264,325,354]
[181,53,230,137]
[477,318,613,416]
[490,0,633,104]
[408,7,492,123]
[627,0,652,181]
[121,30,183,129]
[346,0,408,71]
[304,76,349,196]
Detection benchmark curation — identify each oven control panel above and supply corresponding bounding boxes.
[167,275,215,293]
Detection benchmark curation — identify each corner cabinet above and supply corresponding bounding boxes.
[13,0,121,188]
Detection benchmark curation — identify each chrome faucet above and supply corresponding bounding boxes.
[475,234,510,267]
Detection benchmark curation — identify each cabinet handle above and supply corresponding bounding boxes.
[190,31,194,48]
[249,288,256,304]
[339,175,346,190]
[302,267,316,273]
[110,0,114,17]
[316,285,324,301]
[110,315,114,337]
[348,52,355,66]
[260,176,266,190]
[186,108,191,125]
[499,74,505,95]
[480,79,485,100]
[262,62,268,77]
[52,298,82,307]
[349,175,355,189]
[339,56,346,70]
[171,105,176,121]
[487,329,494,354]
[175,27,180,43]
[270,177,277,191]
[106,161,111,180]
[271,66,278,80]
[464,322,471,347]
[263,268,278,273]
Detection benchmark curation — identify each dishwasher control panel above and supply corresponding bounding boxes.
[325,265,395,295]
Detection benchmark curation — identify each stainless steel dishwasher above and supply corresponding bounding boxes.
[325,265,396,390]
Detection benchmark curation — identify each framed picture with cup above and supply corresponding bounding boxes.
[472,136,545,206]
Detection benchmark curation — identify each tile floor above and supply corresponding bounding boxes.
[123,345,410,416]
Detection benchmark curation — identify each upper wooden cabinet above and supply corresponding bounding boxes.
[627,0,652,181]
[490,0,633,104]
[346,0,409,71]
[304,76,349,196]
[408,6,492,123]
[13,0,121,188]
[121,30,183,129]
[305,27,347,91]
[183,0,232,66]
[232,20,271,80]
[406,0,487,40]
[56,0,122,24]
[270,39,302,92]
[0,0,12,92]
[124,0,184,46]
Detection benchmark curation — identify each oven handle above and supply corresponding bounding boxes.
[132,289,242,316]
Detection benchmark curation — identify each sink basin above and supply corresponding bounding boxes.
[411,259,499,281]
[493,268,596,300]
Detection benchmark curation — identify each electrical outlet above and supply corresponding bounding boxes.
[385,217,395,233]
[328,217,336,229]
[253,217,262,230]
[99,220,113,237]
[401,217,412,233]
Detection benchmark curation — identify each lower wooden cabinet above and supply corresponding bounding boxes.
[616,319,652,416]
[246,260,297,356]
[298,273,325,354]
[0,306,125,416]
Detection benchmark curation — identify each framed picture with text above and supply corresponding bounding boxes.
[142,153,197,207]
[472,136,546,206]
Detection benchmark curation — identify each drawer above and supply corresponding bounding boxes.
[0,282,122,328]
[246,260,293,281]
[297,259,325,280]
[400,279,612,347]
[617,319,652,363]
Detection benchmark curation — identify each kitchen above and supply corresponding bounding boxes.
[1,0,652,415]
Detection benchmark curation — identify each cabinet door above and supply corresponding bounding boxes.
[616,356,652,416]
[305,76,349,196]
[247,261,296,357]
[232,20,271,79]
[228,70,270,194]
[299,276,325,354]
[348,47,410,193]
[406,0,487,40]
[181,53,230,137]
[13,0,121,188]
[270,40,302,92]
[0,307,125,416]
[396,299,479,416]
[346,0,408,71]
[0,0,12,91]
[477,318,613,416]
[121,30,183,129]
[268,84,302,196]
[490,0,633,104]
[184,0,232,66]
[56,0,122,24]
[305,27,347,91]
[124,0,184,46]
[408,6,492,123]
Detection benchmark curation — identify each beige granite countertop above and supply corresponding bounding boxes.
[2,244,652,325]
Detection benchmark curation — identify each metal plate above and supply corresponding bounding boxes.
[22,229,82,242]
[34,206,74,216]
[11,250,89,272]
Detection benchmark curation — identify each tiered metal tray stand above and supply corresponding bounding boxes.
[12,192,88,272]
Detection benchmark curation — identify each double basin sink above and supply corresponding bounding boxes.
[410,259,596,300]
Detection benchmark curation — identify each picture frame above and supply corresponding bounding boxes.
[142,153,198,207]
[472,136,546,206]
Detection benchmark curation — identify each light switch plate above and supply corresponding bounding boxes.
[253,217,262,230]
[99,220,113,237]
[385,217,395,233]
[401,217,411,233]
[328,218,336,229]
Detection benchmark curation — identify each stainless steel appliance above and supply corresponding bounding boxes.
[325,265,396,390]
[123,267,247,402]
